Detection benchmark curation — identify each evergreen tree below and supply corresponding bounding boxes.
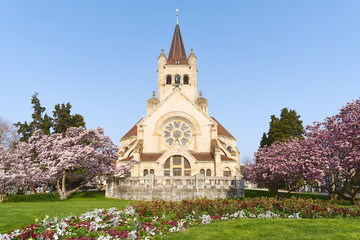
[52,103,85,134]
[260,108,304,147]
[14,93,52,142]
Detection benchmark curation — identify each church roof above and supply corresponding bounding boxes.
[191,153,236,162]
[211,117,235,139]
[141,153,163,162]
[167,24,188,65]
[120,118,142,140]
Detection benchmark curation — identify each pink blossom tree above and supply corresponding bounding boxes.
[11,134,49,192]
[0,146,15,203]
[305,99,360,203]
[35,127,137,200]
[243,138,323,195]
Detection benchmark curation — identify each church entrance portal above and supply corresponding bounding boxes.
[164,155,191,176]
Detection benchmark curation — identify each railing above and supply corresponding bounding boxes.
[110,175,242,188]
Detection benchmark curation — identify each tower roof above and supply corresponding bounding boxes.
[167,24,188,65]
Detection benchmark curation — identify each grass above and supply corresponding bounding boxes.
[0,191,129,234]
[166,218,360,240]
[0,189,357,239]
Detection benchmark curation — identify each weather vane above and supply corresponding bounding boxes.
[176,9,179,24]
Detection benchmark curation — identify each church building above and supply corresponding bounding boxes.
[118,21,241,178]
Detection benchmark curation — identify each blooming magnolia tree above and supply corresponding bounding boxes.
[15,127,137,200]
[11,137,49,192]
[243,138,323,195]
[0,146,15,203]
[41,127,138,200]
[305,99,360,203]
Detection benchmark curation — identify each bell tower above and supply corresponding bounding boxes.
[157,20,198,102]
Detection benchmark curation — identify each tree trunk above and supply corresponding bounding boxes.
[56,169,94,200]
[30,183,35,194]
[0,193,4,203]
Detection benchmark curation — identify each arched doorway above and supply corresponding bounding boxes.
[163,155,191,176]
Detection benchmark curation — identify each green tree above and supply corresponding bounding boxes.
[14,93,52,142]
[52,103,85,134]
[260,108,304,147]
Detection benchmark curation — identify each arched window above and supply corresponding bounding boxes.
[223,167,231,177]
[174,75,180,85]
[150,169,154,175]
[143,169,148,176]
[123,146,129,153]
[164,158,170,176]
[163,155,191,176]
[227,146,233,153]
[183,75,189,84]
[200,169,205,175]
[206,169,211,176]
[166,75,172,85]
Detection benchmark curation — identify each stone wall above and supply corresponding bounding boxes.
[106,175,244,201]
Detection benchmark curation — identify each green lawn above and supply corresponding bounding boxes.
[167,218,360,240]
[0,191,129,234]
[0,189,357,239]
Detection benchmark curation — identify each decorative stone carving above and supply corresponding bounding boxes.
[163,121,191,147]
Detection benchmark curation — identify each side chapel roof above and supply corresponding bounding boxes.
[120,118,142,140]
[211,117,235,139]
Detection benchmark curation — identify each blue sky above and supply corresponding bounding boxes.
[1,1,359,161]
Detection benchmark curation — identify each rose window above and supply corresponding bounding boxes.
[163,121,191,146]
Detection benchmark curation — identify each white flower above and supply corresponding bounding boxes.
[98,235,112,240]
[200,214,212,224]
[124,206,136,216]
[288,213,301,219]
[257,211,279,219]
[128,230,137,240]
[90,221,100,231]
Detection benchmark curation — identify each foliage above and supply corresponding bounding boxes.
[260,108,304,147]
[131,197,360,220]
[15,93,86,142]
[14,93,52,142]
[52,103,85,134]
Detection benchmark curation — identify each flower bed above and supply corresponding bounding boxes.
[1,197,359,240]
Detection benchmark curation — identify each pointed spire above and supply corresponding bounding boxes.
[167,22,188,65]
[176,9,179,25]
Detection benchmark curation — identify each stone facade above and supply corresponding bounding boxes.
[106,175,244,201]
[109,21,243,200]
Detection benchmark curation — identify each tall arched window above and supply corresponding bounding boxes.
[163,155,191,176]
[166,75,172,85]
[174,75,180,85]
[206,169,211,176]
[150,169,154,175]
[143,169,148,176]
[183,75,189,84]
[200,169,205,175]
[227,146,233,153]
[223,167,231,177]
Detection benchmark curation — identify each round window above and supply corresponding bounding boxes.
[163,121,191,146]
